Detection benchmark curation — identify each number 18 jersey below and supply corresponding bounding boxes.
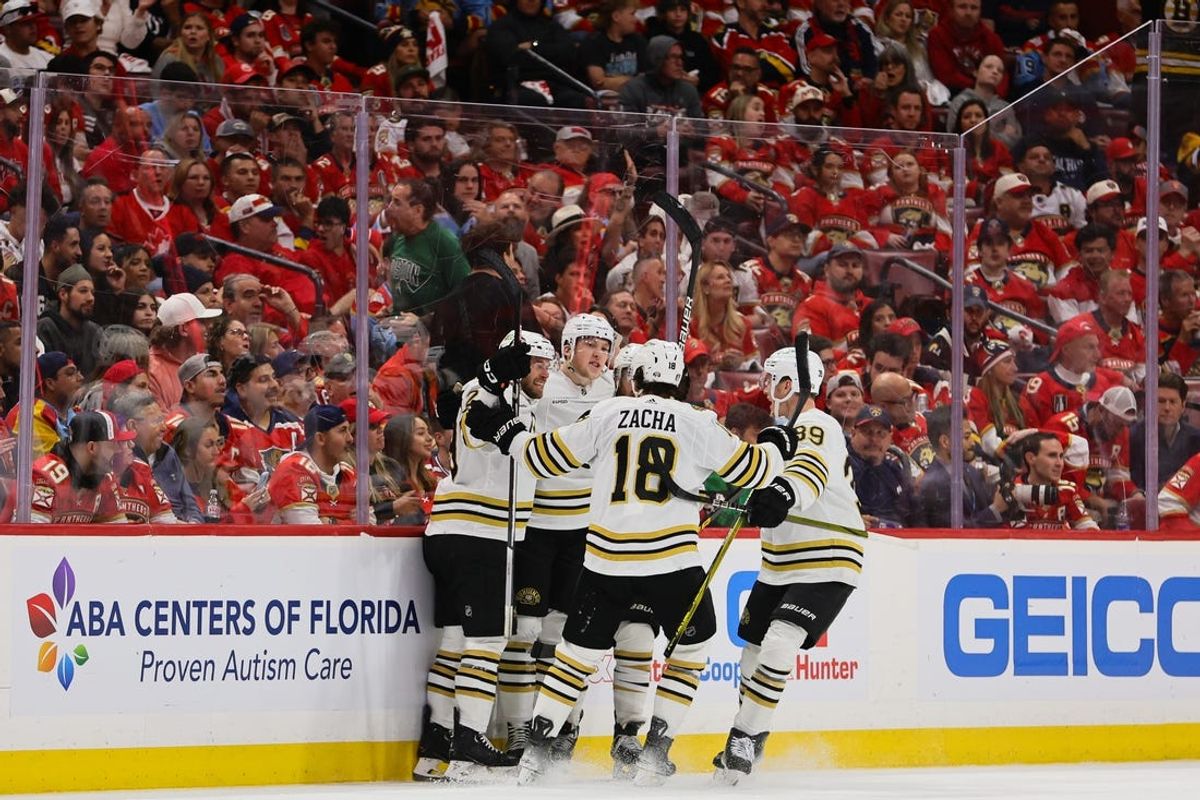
[515,394,785,577]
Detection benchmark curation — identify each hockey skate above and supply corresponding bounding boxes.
[444,726,519,782]
[412,706,451,782]
[547,715,582,765]
[506,721,530,759]
[712,728,769,776]
[515,716,555,786]
[632,717,677,786]
[610,721,643,781]
[713,728,760,786]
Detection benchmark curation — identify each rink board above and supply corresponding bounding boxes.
[1,527,1200,793]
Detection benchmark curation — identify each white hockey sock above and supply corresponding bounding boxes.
[498,616,540,727]
[613,621,654,728]
[651,640,709,738]
[426,626,464,729]
[566,684,587,726]
[455,636,506,733]
[733,620,805,736]
[530,640,605,735]
[735,643,761,711]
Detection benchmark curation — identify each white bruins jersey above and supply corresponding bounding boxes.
[426,380,538,542]
[516,394,784,577]
[761,408,866,587]
[526,369,615,531]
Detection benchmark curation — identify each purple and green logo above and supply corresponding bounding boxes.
[26,558,88,690]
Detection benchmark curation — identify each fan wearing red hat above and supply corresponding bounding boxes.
[1018,315,1126,428]
[30,411,133,524]
[966,172,1075,291]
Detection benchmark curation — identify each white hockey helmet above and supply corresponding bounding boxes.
[631,339,685,387]
[560,313,616,358]
[612,342,644,374]
[762,346,825,405]
[499,328,556,361]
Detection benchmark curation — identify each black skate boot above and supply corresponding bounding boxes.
[713,727,758,786]
[633,716,677,786]
[506,720,530,758]
[548,711,582,765]
[712,729,769,770]
[610,721,643,781]
[412,705,451,781]
[445,725,520,782]
[516,715,556,786]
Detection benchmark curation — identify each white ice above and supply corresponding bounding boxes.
[8,761,1200,800]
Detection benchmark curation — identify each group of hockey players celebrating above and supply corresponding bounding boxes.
[415,310,864,786]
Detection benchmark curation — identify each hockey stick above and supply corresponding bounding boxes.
[651,190,703,346]
[663,334,814,658]
[478,248,524,639]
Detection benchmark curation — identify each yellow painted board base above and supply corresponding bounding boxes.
[5,723,1200,795]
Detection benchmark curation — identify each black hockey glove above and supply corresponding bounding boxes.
[745,478,796,529]
[465,400,527,455]
[435,387,462,430]
[757,425,800,460]
[479,342,531,394]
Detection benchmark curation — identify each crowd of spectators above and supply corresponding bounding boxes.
[0,0,1197,529]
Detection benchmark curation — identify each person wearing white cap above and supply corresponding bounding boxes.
[216,192,314,327]
[147,292,221,411]
[546,126,595,196]
[968,171,1074,290]
[1044,384,1145,528]
[0,0,51,69]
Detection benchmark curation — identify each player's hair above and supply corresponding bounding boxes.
[1159,371,1189,404]
[725,402,772,436]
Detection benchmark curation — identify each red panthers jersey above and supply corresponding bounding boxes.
[1018,367,1125,428]
[791,282,863,347]
[312,152,356,200]
[115,459,176,523]
[1160,451,1200,529]
[965,267,1046,325]
[967,218,1074,291]
[704,136,789,205]
[261,9,310,60]
[1084,310,1146,373]
[892,415,935,474]
[266,450,357,523]
[225,414,305,488]
[702,83,779,122]
[30,454,123,524]
[1044,409,1137,502]
[1008,478,1096,530]
[711,23,799,86]
[741,255,813,331]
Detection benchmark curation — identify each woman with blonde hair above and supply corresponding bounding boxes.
[154,11,225,83]
[705,93,791,223]
[690,261,755,369]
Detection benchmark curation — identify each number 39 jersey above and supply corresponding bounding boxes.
[515,394,784,577]
[761,408,866,588]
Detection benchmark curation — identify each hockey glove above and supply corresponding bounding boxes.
[745,478,796,529]
[479,342,531,394]
[757,425,800,460]
[465,400,527,455]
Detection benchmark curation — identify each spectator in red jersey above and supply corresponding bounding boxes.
[311,111,356,199]
[739,212,812,331]
[165,353,228,443]
[1079,269,1145,378]
[968,172,1074,291]
[690,261,756,369]
[702,47,779,122]
[109,146,173,255]
[1158,449,1200,529]
[217,194,313,325]
[705,93,786,225]
[968,338,1026,459]
[166,158,218,235]
[927,0,1006,96]
[1061,179,1132,262]
[361,25,423,98]
[1048,223,1118,325]
[402,118,448,182]
[714,0,800,86]
[298,19,354,92]
[955,97,1012,203]
[30,410,132,524]
[1158,270,1200,376]
[792,242,865,348]
[214,150,262,217]
[223,14,272,80]
[82,105,150,196]
[628,254,667,342]
[222,353,304,494]
[264,403,357,523]
[299,196,353,310]
[477,121,529,202]
[873,148,950,248]
[795,33,854,123]
[788,146,874,245]
[1019,315,1125,427]
[966,216,1045,327]
[1007,431,1098,530]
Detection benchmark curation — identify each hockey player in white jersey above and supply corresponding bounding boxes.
[465,339,800,786]
[713,347,868,785]
[414,330,554,781]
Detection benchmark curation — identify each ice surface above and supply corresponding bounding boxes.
[8,761,1200,800]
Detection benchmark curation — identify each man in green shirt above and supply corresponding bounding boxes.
[384,178,470,315]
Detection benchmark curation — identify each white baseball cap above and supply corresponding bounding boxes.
[1135,215,1168,236]
[1098,386,1137,422]
[788,83,825,111]
[60,0,100,21]
[994,173,1033,198]
[1085,179,1121,206]
[555,125,592,143]
[228,193,282,224]
[158,292,222,327]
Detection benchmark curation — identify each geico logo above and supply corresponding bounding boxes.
[943,574,1200,678]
